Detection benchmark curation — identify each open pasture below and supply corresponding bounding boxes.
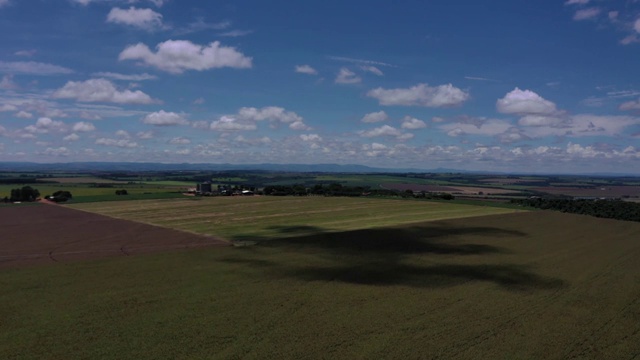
[68,196,520,241]
[1,209,640,358]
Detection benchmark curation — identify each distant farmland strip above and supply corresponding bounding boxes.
[68,197,521,241]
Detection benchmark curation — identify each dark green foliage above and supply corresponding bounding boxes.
[48,190,73,203]
[9,186,40,202]
[115,189,128,195]
[511,198,640,222]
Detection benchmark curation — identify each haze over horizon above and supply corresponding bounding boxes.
[1,0,640,174]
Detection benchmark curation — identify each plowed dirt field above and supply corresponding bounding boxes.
[0,204,228,268]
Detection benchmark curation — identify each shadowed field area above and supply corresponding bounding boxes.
[1,204,640,359]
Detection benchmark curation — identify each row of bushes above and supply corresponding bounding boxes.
[511,198,640,222]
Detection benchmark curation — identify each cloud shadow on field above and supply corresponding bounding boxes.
[226,223,566,291]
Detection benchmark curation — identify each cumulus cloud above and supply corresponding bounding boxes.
[573,7,600,21]
[367,83,469,107]
[141,110,188,126]
[0,61,73,75]
[359,125,403,138]
[14,49,37,57]
[300,134,322,142]
[335,68,361,84]
[237,106,309,130]
[295,65,317,75]
[92,72,157,81]
[210,115,257,131]
[95,138,138,148]
[440,119,513,137]
[496,88,557,115]
[52,78,156,104]
[401,116,426,129]
[361,110,388,123]
[42,147,71,157]
[619,98,640,111]
[63,133,80,142]
[218,30,253,37]
[73,121,96,132]
[169,136,191,145]
[115,130,130,138]
[0,75,17,90]
[0,104,17,112]
[24,117,66,134]
[518,115,565,127]
[15,111,33,119]
[106,7,163,31]
[119,40,252,74]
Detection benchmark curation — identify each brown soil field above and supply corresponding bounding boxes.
[533,185,640,197]
[382,183,521,195]
[0,204,228,268]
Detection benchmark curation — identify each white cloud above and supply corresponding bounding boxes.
[360,66,383,76]
[73,121,96,132]
[518,115,565,127]
[335,68,361,84]
[169,136,191,145]
[300,134,322,142]
[0,61,73,75]
[0,104,17,112]
[361,110,388,123]
[0,0,9,8]
[295,65,318,75]
[218,30,253,37]
[141,110,188,126]
[573,8,600,21]
[92,72,157,81]
[210,115,257,131]
[192,97,205,105]
[0,75,17,90]
[119,40,252,74]
[565,0,589,5]
[107,7,163,31]
[496,88,557,115]
[63,133,80,142]
[619,98,640,111]
[115,130,130,138]
[237,106,309,130]
[52,78,156,104]
[359,125,403,138]
[14,49,37,57]
[137,131,154,139]
[367,83,469,108]
[42,147,71,157]
[401,116,426,129]
[440,119,512,137]
[328,56,395,68]
[635,19,640,33]
[25,117,66,134]
[15,111,33,119]
[95,138,138,148]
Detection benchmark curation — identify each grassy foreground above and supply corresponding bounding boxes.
[2,211,640,359]
[68,196,519,241]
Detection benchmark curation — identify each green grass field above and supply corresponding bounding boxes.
[2,210,640,359]
[68,197,520,241]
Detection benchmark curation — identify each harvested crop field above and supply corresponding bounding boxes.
[0,204,227,268]
[2,202,640,359]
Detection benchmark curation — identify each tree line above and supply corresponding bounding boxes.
[511,198,640,222]
[262,183,454,199]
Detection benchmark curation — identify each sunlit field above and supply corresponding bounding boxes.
[68,196,520,241]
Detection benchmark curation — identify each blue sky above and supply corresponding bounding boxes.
[1,0,640,173]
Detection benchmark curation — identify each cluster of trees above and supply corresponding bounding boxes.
[261,183,455,199]
[46,190,73,203]
[115,189,128,195]
[3,186,41,202]
[511,198,640,222]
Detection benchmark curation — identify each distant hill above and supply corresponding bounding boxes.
[0,162,435,173]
